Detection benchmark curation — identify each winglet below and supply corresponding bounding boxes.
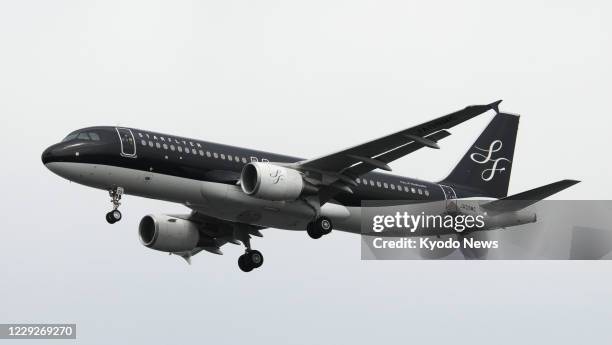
[489,100,503,114]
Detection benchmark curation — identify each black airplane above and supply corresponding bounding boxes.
[42,100,578,271]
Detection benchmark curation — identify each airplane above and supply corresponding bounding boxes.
[42,100,579,271]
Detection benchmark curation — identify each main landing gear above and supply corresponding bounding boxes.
[237,231,264,273]
[105,187,124,224]
[238,250,264,272]
[306,216,333,239]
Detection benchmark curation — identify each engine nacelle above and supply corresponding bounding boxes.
[240,162,306,201]
[139,214,201,252]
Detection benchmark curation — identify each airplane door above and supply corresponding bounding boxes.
[116,128,137,158]
[439,184,457,213]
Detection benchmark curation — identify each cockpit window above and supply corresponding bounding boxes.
[63,131,102,142]
[62,133,79,142]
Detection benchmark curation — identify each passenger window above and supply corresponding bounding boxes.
[178,146,183,152]
[89,132,100,141]
[170,145,175,151]
[377,182,381,187]
[148,141,154,147]
[425,190,430,196]
[356,178,361,183]
[213,153,218,158]
[192,148,197,154]
[411,187,416,193]
[418,189,423,195]
[184,147,189,153]
[370,180,374,186]
[199,150,204,156]
[383,183,388,188]
[242,157,247,163]
[155,142,161,149]
[391,184,395,190]
[206,151,211,157]
[220,154,226,160]
[77,133,90,140]
[228,155,233,161]
[141,140,147,146]
[163,144,168,150]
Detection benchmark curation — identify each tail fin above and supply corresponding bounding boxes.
[440,112,519,198]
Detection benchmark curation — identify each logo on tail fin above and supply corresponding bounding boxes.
[470,140,511,182]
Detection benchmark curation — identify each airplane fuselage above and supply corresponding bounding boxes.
[42,126,480,233]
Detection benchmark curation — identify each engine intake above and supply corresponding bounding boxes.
[139,214,205,253]
[240,162,307,201]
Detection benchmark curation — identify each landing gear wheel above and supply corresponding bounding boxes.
[106,187,124,224]
[316,216,333,235]
[238,255,253,272]
[247,250,264,269]
[238,250,264,272]
[307,216,333,239]
[105,210,122,224]
[307,223,323,239]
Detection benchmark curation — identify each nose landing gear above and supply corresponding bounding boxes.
[106,187,124,224]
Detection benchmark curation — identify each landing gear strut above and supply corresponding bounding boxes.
[106,187,124,224]
[236,230,264,272]
[307,216,333,239]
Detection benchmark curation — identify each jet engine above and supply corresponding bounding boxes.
[139,214,204,252]
[240,162,312,201]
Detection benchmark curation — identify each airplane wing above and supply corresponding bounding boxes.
[169,211,265,264]
[289,100,502,203]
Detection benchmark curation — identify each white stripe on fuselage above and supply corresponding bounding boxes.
[44,162,363,233]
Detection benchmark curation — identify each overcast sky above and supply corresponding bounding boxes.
[1,1,611,344]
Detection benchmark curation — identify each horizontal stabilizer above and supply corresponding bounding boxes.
[481,179,580,213]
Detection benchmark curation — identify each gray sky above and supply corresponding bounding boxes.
[1,1,611,344]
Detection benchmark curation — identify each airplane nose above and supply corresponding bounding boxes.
[42,143,68,165]
[41,146,54,164]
